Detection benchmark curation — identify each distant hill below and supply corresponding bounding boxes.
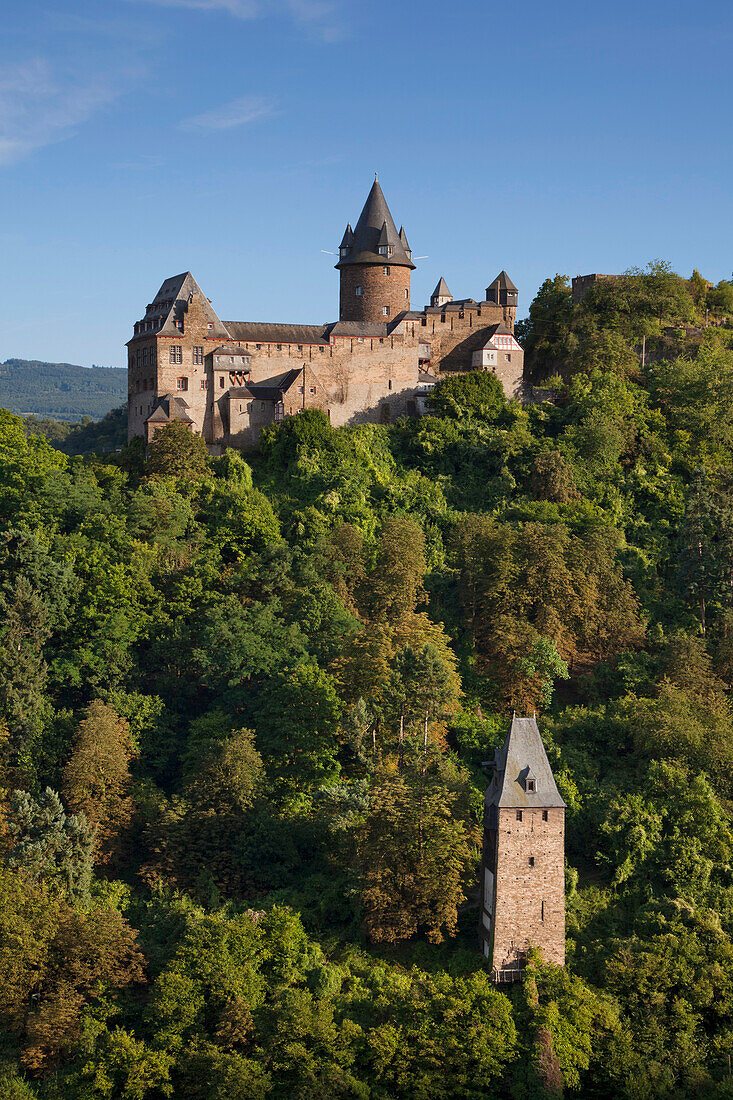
[24,405,128,455]
[0,358,127,421]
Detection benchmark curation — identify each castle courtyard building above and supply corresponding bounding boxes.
[127,178,524,449]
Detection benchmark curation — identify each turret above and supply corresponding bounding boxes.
[336,176,415,323]
[431,276,452,308]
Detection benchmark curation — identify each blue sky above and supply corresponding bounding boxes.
[1,0,731,367]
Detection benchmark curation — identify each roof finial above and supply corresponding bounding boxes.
[375,171,378,182]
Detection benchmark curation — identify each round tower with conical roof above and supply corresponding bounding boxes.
[336,176,415,323]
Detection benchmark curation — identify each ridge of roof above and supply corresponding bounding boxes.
[487,269,518,292]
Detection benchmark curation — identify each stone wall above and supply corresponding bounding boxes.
[339,263,411,323]
[489,806,565,974]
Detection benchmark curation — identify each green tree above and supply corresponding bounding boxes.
[6,788,95,902]
[147,421,210,482]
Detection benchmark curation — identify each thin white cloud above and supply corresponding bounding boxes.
[180,94,276,131]
[0,59,120,167]
[127,0,344,40]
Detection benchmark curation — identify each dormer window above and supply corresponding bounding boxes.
[527,779,536,793]
[379,245,388,256]
[340,246,348,258]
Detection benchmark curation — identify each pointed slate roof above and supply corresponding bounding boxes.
[399,226,411,254]
[487,270,518,293]
[129,272,231,344]
[336,178,415,270]
[146,395,194,425]
[432,276,452,300]
[485,716,566,810]
[339,223,354,249]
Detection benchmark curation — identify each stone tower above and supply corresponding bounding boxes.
[486,271,519,328]
[336,176,415,323]
[480,716,566,980]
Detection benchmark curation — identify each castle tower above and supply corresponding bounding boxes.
[480,716,565,980]
[336,176,415,323]
[486,270,519,328]
[431,276,452,308]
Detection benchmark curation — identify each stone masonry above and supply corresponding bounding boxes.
[127,178,526,448]
[480,716,566,980]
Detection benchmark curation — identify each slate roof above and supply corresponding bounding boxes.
[485,716,566,810]
[487,270,518,293]
[224,322,328,346]
[336,178,415,270]
[477,323,515,348]
[432,276,451,300]
[145,395,194,425]
[231,368,303,402]
[326,321,390,338]
[211,344,252,357]
[130,272,231,344]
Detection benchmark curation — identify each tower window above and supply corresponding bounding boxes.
[170,345,182,364]
[379,245,388,256]
[405,289,409,299]
[527,779,536,792]
[355,286,363,296]
[383,266,390,276]
[219,376,224,388]
[388,379,392,390]
[516,810,522,822]
[542,810,548,821]
[193,346,204,365]
[529,857,535,867]
[382,306,390,316]
[541,900,545,921]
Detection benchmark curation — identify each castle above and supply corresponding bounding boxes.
[127,177,524,449]
[481,716,565,980]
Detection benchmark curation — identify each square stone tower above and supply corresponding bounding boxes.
[479,716,566,980]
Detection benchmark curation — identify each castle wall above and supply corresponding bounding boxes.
[488,806,565,974]
[339,263,411,323]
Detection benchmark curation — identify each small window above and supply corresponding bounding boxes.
[297,345,303,352]
[207,322,214,330]
[516,810,522,822]
[506,353,512,362]
[309,386,316,394]
[193,346,204,365]
[297,386,304,394]
[382,305,390,316]
[529,857,535,867]
[404,288,409,299]
[383,266,390,276]
[379,337,384,343]
[319,346,325,353]
[219,376,224,388]
[355,286,363,297]
[542,810,548,822]
[276,344,282,351]
[527,779,536,793]
[358,337,364,343]
[200,379,208,390]
[260,401,266,410]
[388,379,392,390]
[176,376,188,391]
[379,245,388,256]
[170,345,182,364]
[541,900,545,921]
[142,347,148,366]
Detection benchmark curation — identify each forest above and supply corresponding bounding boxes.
[0,360,126,422]
[2,262,733,1098]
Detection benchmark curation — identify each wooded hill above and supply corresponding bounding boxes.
[2,261,733,1097]
[0,358,126,421]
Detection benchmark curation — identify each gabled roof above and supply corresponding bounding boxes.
[224,322,328,346]
[487,270,518,292]
[485,716,565,810]
[130,272,231,344]
[432,276,451,300]
[145,395,194,425]
[336,178,415,270]
[326,321,389,338]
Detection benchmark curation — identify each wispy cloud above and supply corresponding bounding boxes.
[0,59,121,167]
[127,0,345,41]
[180,94,276,131]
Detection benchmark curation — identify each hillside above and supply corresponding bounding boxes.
[3,261,733,1097]
[23,405,128,455]
[0,358,127,421]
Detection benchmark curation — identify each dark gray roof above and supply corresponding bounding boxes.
[487,270,518,292]
[228,386,256,398]
[478,323,515,347]
[327,321,389,338]
[399,226,411,254]
[485,717,565,810]
[241,368,303,402]
[339,223,354,249]
[432,276,451,299]
[224,322,328,345]
[211,344,251,357]
[146,395,194,424]
[131,273,231,344]
[336,178,415,270]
